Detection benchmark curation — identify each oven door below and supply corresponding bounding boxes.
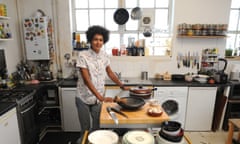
[19,102,39,144]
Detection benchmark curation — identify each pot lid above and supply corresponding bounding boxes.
[130,86,152,94]
[113,8,129,25]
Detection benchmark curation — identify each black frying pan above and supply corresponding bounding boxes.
[116,96,145,110]
[113,8,129,25]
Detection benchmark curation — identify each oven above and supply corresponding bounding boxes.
[17,90,39,144]
[0,89,39,144]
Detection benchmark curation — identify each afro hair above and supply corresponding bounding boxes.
[86,25,109,44]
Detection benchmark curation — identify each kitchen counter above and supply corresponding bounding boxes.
[0,102,16,116]
[150,78,233,87]
[59,77,234,88]
[100,102,169,128]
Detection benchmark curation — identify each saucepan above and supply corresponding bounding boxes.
[114,96,145,110]
[131,7,142,20]
[129,86,157,99]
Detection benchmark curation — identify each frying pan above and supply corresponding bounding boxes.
[113,8,129,25]
[116,96,145,110]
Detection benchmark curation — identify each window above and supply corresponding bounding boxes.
[71,0,174,56]
[226,0,240,56]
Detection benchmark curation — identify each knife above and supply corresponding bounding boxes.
[110,107,128,118]
[107,107,119,125]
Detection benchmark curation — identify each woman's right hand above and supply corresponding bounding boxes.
[103,97,113,103]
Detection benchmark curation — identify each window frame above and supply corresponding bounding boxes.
[70,0,174,56]
[226,0,240,57]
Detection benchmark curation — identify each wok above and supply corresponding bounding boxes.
[114,96,145,110]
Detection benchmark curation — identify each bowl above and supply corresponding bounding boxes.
[193,74,209,83]
[161,121,182,135]
[159,128,184,142]
[185,75,193,82]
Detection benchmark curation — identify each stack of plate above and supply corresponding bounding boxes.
[122,130,154,144]
[88,130,119,144]
[155,135,187,144]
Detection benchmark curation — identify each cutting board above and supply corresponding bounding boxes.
[100,102,169,128]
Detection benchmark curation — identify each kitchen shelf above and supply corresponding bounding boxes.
[0,16,10,20]
[177,35,227,38]
[0,38,13,41]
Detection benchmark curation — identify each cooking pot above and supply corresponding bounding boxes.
[129,86,157,99]
[114,96,145,110]
[113,8,129,25]
[143,27,152,37]
[131,7,142,20]
[159,121,183,142]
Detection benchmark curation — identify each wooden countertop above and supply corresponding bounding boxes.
[100,102,169,128]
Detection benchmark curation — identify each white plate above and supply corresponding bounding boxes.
[123,130,154,144]
[88,130,119,144]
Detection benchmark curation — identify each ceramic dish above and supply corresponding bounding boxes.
[88,130,119,144]
[155,134,187,144]
[147,108,163,117]
[122,130,154,144]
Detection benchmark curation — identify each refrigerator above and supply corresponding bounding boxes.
[23,16,54,60]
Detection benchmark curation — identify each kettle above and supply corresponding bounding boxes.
[213,58,228,83]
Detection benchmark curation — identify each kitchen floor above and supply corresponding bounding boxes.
[185,130,239,144]
[39,130,240,144]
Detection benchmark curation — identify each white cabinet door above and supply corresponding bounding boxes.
[0,108,21,144]
[185,87,217,131]
[59,87,81,131]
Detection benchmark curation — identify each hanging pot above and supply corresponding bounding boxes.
[143,27,152,37]
[131,7,142,20]
[113,8,129,25]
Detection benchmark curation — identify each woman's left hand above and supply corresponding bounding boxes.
[103,97,113,103]
[121,86,130,91]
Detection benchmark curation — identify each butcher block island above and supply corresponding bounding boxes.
[100,102,169,128]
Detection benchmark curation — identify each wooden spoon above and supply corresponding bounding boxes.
[114,95,127,104]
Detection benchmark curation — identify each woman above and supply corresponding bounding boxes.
[75,25,128,140]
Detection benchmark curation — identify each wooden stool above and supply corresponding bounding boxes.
[226,119,240,144]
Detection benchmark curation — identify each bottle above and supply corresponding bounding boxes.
[5,23,11,38]
[72,32,76,48]
[75,33,81,48]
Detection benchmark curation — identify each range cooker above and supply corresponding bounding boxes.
[0,88,39,144]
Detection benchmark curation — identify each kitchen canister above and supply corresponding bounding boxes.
[141,71,148,80]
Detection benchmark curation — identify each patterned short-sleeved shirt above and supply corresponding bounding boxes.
[76,48,110,105]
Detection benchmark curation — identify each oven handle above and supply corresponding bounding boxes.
[20,102,37,114]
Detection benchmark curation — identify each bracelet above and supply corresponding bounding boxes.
[120,85,125,90]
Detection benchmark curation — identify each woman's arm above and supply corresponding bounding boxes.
[106,66,129,90]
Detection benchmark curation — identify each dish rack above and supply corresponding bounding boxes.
[81,130,192,144]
